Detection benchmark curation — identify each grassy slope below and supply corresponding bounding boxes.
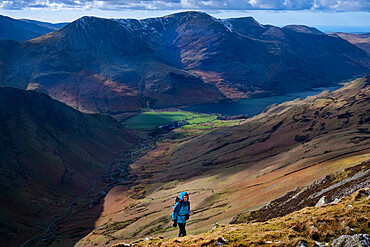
[76,76,370,246]
[125,188,370,247]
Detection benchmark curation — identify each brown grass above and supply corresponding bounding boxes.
[126,189,370,247]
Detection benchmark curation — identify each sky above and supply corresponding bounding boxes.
[0,0,369,32]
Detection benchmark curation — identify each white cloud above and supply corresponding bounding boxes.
[314,0,370,11]
[0,0,369,11]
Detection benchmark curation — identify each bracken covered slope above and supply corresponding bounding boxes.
[125,184,370,246]
[76,76,369,246]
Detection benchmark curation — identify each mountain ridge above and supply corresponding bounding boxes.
[1,11,369,113]
[0,14,68,41]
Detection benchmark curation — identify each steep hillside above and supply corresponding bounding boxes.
[0,15,67,41]
[0,87,138,246]
[232,160,370,224]
[76,76,369,246]
[123,185,370,247]
[1,12,369,113]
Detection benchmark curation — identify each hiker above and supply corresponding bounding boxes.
[172,191,190,237]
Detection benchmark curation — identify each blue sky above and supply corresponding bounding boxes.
[0,0,369,32]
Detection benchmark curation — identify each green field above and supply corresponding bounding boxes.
[122,110,218,129]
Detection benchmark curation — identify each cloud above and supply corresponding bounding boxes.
[0,0,369,11]
[313,0,370,11]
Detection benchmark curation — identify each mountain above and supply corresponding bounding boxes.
[331,32,370,56]
[75,76,370,246]
[0,87,138,246]
[1,11,369,113]
[19,19,69,29]
[0,15,68,41]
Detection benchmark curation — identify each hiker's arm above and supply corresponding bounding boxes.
[184,201,190,220]
[172,202,180,220]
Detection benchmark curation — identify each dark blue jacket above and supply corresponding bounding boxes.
[172,191,190,223]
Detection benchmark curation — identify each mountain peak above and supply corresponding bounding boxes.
[165,11,212,19]
[70,15,108,28]
[223,16,266,38]
[226,16,262,26]
[283,24,324,35]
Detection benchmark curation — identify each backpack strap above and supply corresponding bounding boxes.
[174,202,181,215]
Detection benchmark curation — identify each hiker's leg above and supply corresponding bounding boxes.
[178,223,186,237]
[178,223,183,237]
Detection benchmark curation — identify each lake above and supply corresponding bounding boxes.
[183,86,342,117]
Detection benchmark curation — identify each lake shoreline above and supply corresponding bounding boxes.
[181,84,343,117]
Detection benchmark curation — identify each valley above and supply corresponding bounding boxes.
[0,10,369,247]
[1,76,369,247]
[72,76,369,246]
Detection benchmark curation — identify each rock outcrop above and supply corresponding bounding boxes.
[332,234,370,247]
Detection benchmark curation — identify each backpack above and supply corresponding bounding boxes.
[175,196,180,203]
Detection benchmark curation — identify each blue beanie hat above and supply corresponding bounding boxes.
[180,191,188,200]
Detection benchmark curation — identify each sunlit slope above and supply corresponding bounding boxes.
[77,76,370,246]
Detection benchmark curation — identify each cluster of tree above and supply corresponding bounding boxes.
[217,114,249,120]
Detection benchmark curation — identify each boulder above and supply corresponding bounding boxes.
[332,234,370,247]
[216,237,228,246]
[331,198,340,204]
[212,223,219,230]
[315,196,329,207]
[297,241,308,247]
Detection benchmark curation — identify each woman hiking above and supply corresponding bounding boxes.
[172,191,190,237]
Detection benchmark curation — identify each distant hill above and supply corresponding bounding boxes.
[19,18,69,29]
[331,32,370,55]
[1,11,369,113]
[0,87,138,246]
[0,15,68,41]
